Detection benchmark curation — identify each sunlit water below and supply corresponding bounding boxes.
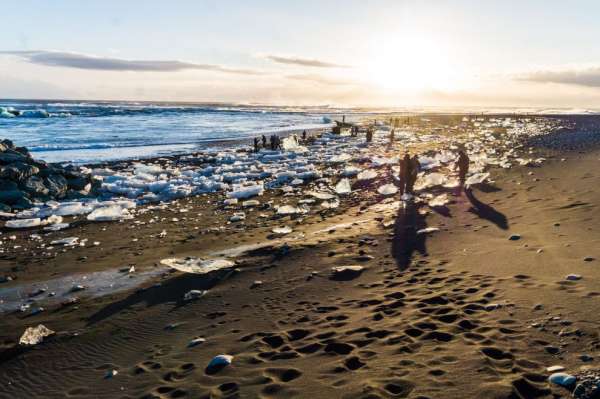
[0,100,368,163]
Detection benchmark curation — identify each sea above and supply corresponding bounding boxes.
[2,99,596,164]
[0,100,369,164]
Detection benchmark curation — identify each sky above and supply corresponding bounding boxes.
[2,0,600,108]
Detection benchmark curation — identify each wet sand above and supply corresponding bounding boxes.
[2,125,600,398]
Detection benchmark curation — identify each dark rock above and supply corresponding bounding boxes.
[0,162,39,181]
[0,189,29,205]
[44,174,68,198]
[67,176,90,191]
[0,139,15,150]
[12,196,33,210]
[0,150,28,165]
[14,146,30,157]
[21,176,49,197]
[0,179,18,191]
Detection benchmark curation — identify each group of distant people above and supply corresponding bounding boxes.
[253,130,314,153]
[249,123,471,198]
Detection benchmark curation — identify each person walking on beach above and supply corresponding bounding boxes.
[253,137,260,153]
[389,129,395,145]
[456,150,470,186]
[302,130,307,142]
[398,153,410,196]
[262,135,267,149]
[366,127,373,143]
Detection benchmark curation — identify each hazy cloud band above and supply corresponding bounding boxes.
[0,50,263,75]
[263,54,349,68]
[518,66,600,88]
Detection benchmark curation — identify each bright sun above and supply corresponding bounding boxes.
[363,35,459,92]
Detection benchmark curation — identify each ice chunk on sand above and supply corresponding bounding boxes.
[44,223,70,232]
[465,172,490,186]
[183,289,207,301]
[272,226,293,235]
[329,153,352,163]
[276,205,309,215]
[229,212,246,222]
[428,194,450,207]
[87,205,133,222]
[50,237,79,246]
[226,183,264,199]
[161,257,235,274]
[306,191,336,200]
[417,227,440,234]
[377,184,398,196]
[415,173,446,190]
[281,135,307,152]
[357,170,377,181]
[5,218,41,229]
[19,324,55,346]
[335,178,352,194]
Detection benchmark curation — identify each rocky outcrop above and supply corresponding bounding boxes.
[0,139,100,212]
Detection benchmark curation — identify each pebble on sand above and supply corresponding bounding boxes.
[508,234,521,241]
[549,372,577,388]
[183,290,207,301]
[330,265,365,281]
[566,274,582,281]
[188,337,206,348]
[206,354,233,374]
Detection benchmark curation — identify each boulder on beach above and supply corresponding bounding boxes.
[0,139,99,212]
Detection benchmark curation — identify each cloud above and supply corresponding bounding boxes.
[518,65,600,88]
[286,73,355,86]
[0,50,263,75]
[262,54,349,68]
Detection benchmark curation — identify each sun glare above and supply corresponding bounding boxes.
[363,34,459,92]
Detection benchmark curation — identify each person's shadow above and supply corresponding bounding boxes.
[464,188,508,230]
[391,201,428,270]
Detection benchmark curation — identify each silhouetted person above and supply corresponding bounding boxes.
[253,137,259,153]
[366,127,373,143]
[270,135,276,150]
[456,150,470,186]
[302,130,307,142]
[262,135,267,148]
[398,153,410,196]
[406,155,420,194]
[389,129,395,144]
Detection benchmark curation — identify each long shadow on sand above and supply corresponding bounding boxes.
[465,188,509,230]
[86,270,232,326]
[391,201,428,270]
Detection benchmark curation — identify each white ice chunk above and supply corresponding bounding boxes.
[161,257,235,274]
[465,172,490,186]
[272,226,293,235]
[335,178,352,195]
[428,194,450,207]
[277,205,309,215]
[377,184,398,196]
[226,183,264,199]
[87,205,133,222]
[19,325,55,346]
[5,218,41,229]
[357,170,377,181]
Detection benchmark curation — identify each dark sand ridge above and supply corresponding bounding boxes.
[1,127,600,397]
